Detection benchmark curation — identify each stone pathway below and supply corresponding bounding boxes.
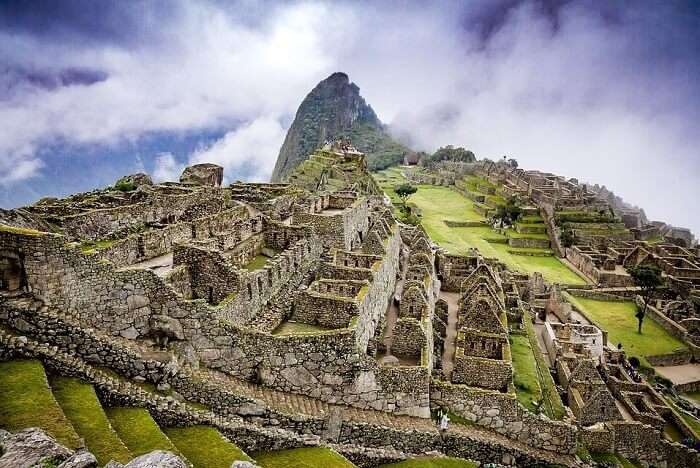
[655,364,700,386]
[120,252,174,277]
[439,290,460,379]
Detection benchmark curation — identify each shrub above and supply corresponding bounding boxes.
[114,180,136,192]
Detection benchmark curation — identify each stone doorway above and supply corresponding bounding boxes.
[0,250,26,292]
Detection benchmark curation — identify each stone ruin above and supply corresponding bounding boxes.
[0,145,698,467]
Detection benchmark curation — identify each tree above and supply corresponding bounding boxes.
[560,228,574,248]
[394,183,418,215]
[394,183,417,201]
[421,146,475,166]
[627,264,664,334]
[493,196,522,227]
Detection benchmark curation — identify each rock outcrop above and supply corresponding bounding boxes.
[115,173,153,189]
[0,428,82,468]
[271,72,411,181]
[180,163,224,187]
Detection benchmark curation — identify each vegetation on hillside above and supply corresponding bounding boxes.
[627,264,664,334]
[341,121,412,171]
[420,145,475,167]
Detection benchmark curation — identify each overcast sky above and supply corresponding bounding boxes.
[0,0,698,234]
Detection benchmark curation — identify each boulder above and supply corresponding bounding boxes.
[231,461,259,468]
[115,173,153,189]
[149,315,185,348]
[124,451,188,468]
[179,163,223,187]
[0,428,72,468]
[58,450,98,468]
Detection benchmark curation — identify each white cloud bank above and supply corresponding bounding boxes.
[189,116,287,183]
[0,0,698,233]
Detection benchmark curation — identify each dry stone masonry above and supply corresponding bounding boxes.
[1,143,699,467]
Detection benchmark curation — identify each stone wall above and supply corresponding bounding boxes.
[293,197,370,250]
[391,318,426,358]
[293,290,359,328]
[95,222,193,267]
[451,353,513,391]
[59,189,225,241]
[430,381,577,454]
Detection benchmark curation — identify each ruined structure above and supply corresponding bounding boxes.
[1,145,699,467]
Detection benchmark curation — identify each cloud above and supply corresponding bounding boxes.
[0,0,343,182]
[0,0,698,235]
[152,152,183,183]
[189,116,287,183]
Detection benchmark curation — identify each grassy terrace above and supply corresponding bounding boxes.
[254,447,356,468]
[564,294,688,367]
[106,407,180,457]
[243,253,273,271]
[509,335,542,412]
[0,360,81,449]
[164,426,253,468]
[373,168,585,285]
[378,457,478,467]
[51,377,133,465]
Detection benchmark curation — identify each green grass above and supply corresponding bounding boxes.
[509,335,542,412]
[684,391,700,404]
[564,295,688,366]
[521,313,567,420]
[506,231,549,240]
[50,377,132,465]
[0,360,81,449]
[106,407,179,457]
[378,457,478,467]
[163,426,252,468]
[254,447,356,468]
[665,396,700,436]
[590,452,641,468]
[402,186,586,285]
[243,254,272,271]
[373,169,586,284]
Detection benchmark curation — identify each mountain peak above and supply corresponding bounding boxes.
[271,73,408,181]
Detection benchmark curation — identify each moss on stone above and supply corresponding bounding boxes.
[0,223,45,236]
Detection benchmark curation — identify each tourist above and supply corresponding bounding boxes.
[440,413,450,434]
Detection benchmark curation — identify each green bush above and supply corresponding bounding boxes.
[114,180,136,192]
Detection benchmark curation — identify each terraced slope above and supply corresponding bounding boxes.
[50,376,133,465]
[374,169,586,285]
[106,407,180,458]
[164,425,253,468]
[0,359,81,449]
[254,447,356,468]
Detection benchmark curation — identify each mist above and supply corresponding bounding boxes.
[0,0,697,233]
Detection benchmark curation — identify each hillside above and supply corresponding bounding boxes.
[271,72,412,181]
